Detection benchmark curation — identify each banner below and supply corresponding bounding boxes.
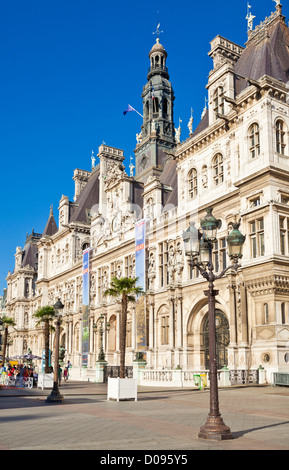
[135,219,147,352]
[82,248,90,367]
[135,219,146,291]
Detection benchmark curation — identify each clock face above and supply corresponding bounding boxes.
[112,214,121,233]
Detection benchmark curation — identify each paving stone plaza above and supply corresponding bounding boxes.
[0,382,289,452]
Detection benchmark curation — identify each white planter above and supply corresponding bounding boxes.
[37,373,54,390]
[107,377,137,401]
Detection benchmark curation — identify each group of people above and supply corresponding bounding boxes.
[58,361,72,385]
[0,363,38,387]
[0,359,72,388]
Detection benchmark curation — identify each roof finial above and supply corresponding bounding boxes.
[91,149,96,168]
[50,204,53,215]
[246,3,256,31]
[129,156,135,177]
[273,0,282,15]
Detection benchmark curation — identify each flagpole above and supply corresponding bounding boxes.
[134,109,143,118]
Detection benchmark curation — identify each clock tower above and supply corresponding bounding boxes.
[134,37,176,183]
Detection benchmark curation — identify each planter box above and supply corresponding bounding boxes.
[37,373,54,390]
[107,377,137,401]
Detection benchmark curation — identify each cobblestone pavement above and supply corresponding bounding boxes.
[0,382,289,452]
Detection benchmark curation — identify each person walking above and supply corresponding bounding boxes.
[58,365,62,386]
[63,367,68,383]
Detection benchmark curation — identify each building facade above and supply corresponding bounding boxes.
[4,4,289,382]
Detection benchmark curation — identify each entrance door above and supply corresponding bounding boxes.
[202,310,230,370]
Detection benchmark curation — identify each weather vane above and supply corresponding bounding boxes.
[153,23,163,40]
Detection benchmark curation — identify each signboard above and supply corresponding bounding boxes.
[135,219,147,352]
[82,248,90,367]
[41,349,51,372]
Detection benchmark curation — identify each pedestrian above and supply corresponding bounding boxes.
[58,365,62,385]
[63,367,68,382]
[19,365,24,387]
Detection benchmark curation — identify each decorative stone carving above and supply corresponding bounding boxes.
[104,161,125,191]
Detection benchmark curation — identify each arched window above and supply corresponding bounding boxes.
[145,101,149,118]
[188,168,198,199]
[153,97,159,114]
[248,123,260,159]
[202,310,229,369]
[163,97,168,115]
[212,153,224,186]
[213,87,224,117]
[161,315,169,345]
[276,119,286,155]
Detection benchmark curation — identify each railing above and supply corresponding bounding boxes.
[138,368,261,388]
[273,372,289,386]
[0,375,34,389]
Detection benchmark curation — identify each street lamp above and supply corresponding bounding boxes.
[46,299,64,404]
[182,208,245,441]
[94,314,110,362]
[0,318,3,361]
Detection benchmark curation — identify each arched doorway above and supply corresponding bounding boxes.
[202,310,229,369]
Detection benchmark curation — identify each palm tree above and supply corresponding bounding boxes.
[1,316,16,365]
[34,306,56,373]
[104,277,144,379]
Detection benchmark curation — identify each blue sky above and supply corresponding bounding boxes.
[0,0,287,293]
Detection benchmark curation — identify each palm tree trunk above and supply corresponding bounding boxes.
[2,327,8,366]
[119,293,128,379]
[44,320,50,373]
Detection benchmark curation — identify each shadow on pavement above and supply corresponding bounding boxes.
[232,420,289,438]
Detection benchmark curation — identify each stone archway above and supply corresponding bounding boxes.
[201,310,230,370]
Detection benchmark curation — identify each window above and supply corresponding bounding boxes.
[213,87,224,117]
[250,218,265,258]
[281,303,286,324]
[212,238,227,272]
[276,120,286,155]
[159,242,169,287]
[125,255,134,278]
[264,303,269,324]
[279,216,289,255]
[153,97,159,115]
[213,153,224,186]
[163,98,168,115]
[188,168,198,199]
[248,123,260,159]
[161,315,169,345]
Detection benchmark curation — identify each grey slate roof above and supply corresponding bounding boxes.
[193,13,289,138]
[70,168,100,224]
[235,17,289,94]
[160,158,178,208]
[42,211,58,237]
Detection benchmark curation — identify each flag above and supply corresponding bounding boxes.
[123,104,135,115]
[123,104,143,118]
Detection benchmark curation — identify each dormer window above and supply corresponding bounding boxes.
[213,87,224,117]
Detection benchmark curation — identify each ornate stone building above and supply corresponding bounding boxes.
[4,3,289,382]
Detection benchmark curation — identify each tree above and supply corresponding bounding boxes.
[1,316,16,365]
[104,277,144,379]
[34,306,56,373]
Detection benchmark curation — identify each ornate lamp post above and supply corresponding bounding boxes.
[0,318,3,362]
[46,299,64,404]
[182,208,245,440]
[94,314,110,362]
